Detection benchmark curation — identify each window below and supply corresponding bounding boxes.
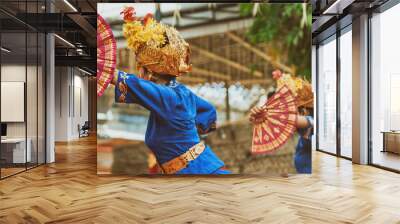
[370,3,400,171]
[339,28,352,158]
[0,1,46,179]
[317,36,337,154]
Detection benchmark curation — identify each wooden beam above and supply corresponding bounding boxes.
[177,76,207,84]
[233,78,273,86]
[191,67,231,81]
[190,45,263,78]
[226,32,294,75]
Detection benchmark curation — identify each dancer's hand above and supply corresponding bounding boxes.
[250,106,264,116]
[249,106,265,123]
[296,115,310,129]
[111,69,119,85]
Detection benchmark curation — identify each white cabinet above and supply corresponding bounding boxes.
[1,138,32,163]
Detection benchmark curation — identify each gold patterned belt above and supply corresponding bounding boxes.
[161,142,205,174]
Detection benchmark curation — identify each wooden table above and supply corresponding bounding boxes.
[381,131,400,154]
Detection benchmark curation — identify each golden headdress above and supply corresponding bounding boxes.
[121,7,191,76]
[272,69,313,108]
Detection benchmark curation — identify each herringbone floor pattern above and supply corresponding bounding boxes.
[1,136,400,223]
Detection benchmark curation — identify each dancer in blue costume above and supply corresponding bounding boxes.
[111,69,230,174]
[294,106,313,173]
[249,93,313,174]
[109,7,230,174]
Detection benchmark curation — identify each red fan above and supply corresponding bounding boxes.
[251,85,298,154]
[97,14,117,97]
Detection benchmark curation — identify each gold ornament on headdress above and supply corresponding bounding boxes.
[272,69,313,108]
[121,7,191,77]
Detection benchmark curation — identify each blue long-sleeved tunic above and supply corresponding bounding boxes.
[115,70,229,174]
[294,116,313,173]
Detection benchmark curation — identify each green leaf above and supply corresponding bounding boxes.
[240,3,311,78]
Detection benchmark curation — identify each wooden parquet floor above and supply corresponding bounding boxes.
[1,136,400,224]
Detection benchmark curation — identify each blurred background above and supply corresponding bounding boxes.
[97,3,311,175]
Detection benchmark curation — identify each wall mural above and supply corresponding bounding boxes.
[97,3,313,175]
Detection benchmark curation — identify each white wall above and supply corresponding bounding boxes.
[54,67,89,141]
[1,65,29,138]
[55,66,69,141]
[71,72,89,138]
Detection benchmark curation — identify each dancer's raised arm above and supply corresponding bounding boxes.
[112,69,174,117]
[194,94,217,134]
